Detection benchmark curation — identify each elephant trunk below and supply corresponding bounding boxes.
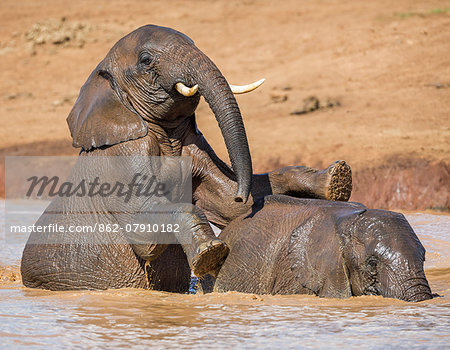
[189,55,253,203]
[398,275,433,302]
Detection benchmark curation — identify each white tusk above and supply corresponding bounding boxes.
[175,82,199,97]
[229,78,265,94]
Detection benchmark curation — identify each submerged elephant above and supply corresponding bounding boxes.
[205,195,433,302]
[21,25,352,291]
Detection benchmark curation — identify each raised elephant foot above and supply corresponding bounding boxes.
[321,160,352,201]
[191,239,230,277]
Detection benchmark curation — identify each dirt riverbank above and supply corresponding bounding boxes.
[0,0,449,210]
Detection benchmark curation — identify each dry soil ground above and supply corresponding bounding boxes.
[0,0,449,210]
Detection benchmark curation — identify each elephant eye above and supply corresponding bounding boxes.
[142,57,152,65]
[367,257,378,274]
[138,53,153,66]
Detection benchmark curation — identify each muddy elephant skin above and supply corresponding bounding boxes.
[21,25,352,291]
[213,195,433,302]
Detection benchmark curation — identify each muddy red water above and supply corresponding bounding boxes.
[0,208,448,348]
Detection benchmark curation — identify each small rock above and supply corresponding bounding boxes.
[270,93,288,103]
[320,98,341,108]
[427,82,450,89]
[290,96,319,115]
[303,96,320,112]
[4,93,18,100]
[291,96,340,115]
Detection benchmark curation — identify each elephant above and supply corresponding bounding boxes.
[21,25,352,291]
[202,195,433,302]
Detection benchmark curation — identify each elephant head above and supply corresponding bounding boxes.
[67,25,262,203]
[337,209,433,302]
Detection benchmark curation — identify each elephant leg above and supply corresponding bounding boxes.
[268,160,353,201]
[183,136,352,228]
[172,204,229,278]
[126,203,229,278]
[144,244,191,293]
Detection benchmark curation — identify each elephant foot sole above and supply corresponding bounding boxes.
[324,160,352,201]
[192,239,230,277]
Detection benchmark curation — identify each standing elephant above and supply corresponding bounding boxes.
[21,25,352,291]
[207,195,433,302]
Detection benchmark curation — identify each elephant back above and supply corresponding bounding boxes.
[214,196,309,293]
[215,195,366,295]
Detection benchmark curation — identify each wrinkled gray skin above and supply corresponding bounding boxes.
[208,195,433,302]
[21,25,349,291]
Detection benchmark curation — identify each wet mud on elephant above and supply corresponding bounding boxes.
[21,25,352,291]
[204,195,433,302]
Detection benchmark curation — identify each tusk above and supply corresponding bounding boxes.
[229,78,265,94]
[175,82,199,97]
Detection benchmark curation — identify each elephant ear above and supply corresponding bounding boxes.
[287,212,354,298]
[67,66,148,151]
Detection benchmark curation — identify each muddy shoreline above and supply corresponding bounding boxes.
[1,0,449,211]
